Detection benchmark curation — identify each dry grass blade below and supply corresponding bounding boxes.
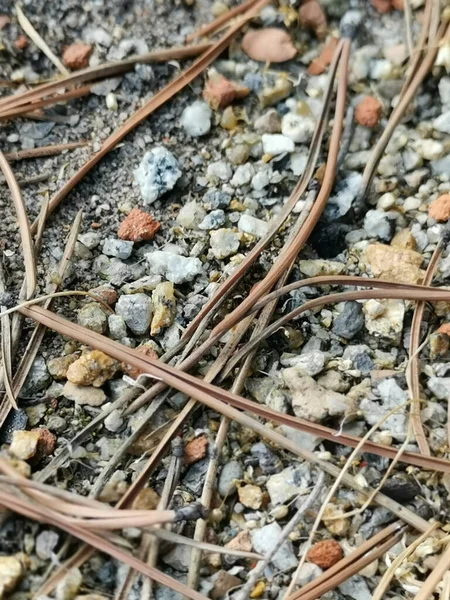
[0,43,211,114]
[15,4,69,76]
[291,523,408,600]
[412,531,450,599]
[0,262,17,410]
[12,211,82,399]
[0,84,92,120]
[28,0,269,234]
[372,522,439,600]
[16,305,438,533]
[3,141,89,161]
[0,152,36,299]
[0,487,208,600]
[408,241,443,455]
[186,0,259,41]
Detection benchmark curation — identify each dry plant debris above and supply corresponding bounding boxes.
[2,0,450,599]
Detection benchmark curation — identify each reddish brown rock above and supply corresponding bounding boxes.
[392,0,404,9]
[308,37,339,75]
[241,28,296,63]
[14,35,28,50]
[184,435,208,465]
[89,285,118,306]
[370,0,392,12]
[355,96,382,128]
[428,194,450,222]
[203,74,249,110]
[33,427,57,458]
[298,0,327,39]
[118,208,160,242]
[307,539,343,569]
[63,43,93,70]
[123,344,159,379]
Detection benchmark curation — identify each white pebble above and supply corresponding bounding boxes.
[262,134,295,156]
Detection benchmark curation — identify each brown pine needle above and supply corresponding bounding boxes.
[0,152,36,300]
[3,141,89,161]
[186,0,259,41]
[15,4,69,76]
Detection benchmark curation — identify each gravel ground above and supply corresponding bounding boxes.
[1,0,450,598]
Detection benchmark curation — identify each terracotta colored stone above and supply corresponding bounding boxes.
[429,194,450,222]
[241,28,296,63]
[33,427,57,458]
[203,74,249,110]
[438,323,450,336]
[123,344,159,379]
[184,435,208,465]
[298,0,327,39]
[118,208,160,242]
[307,539,343,569]
[391,0,404,9]
[355,96,382,128]
[14,35,28,50]
[308,37,339,75]
[63,43,92,70]
[370,0,392,13]
[89,285,118,306]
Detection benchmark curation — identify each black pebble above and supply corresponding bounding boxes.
[380,478,420,503]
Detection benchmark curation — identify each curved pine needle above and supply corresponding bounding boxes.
[0,152,36,300]
[15,4,69,76]
[408,242,443,455]
[19,300,450,474]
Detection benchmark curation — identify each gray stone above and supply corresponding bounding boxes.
[199,209,226,231]
[94,256,134,286]
[134,147,181,204]
[332,302,364,339]
[218,460,244,497]
[18,356,51,398]
[146,251,203,283]
[210,229,240,259]
[262,134,295,155]
[238,214,269,238]
[364,209,396,241]
[338,576,372,600]
[180,101,212,137]
[19,121,55,140]
[254,109,281,133]
[203,189,232,210]
[231,163,255,186]
[296,563,323,587]
[266,464,311,505]
[77,303,108,334]
[280,351,327,374]
[162,545,191,572]
[251,522,297,571]
[104,409,124,432]
[36,530,59,560]
[108,314,128,340]
[281,113,315,143]
[207,161,233,182]
[46,416,67,433]
[427,377,450,400]
[183,458,209,495]
[251,442,282,475]
[116,293,152,335]
[103,239,133,260]
[360,378,408,440]
[282,371,352,422]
